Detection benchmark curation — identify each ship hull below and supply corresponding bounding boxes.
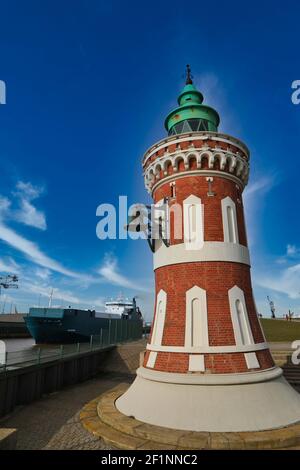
[24,308,142,344]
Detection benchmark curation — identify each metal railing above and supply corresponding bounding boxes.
[0,319,142,372]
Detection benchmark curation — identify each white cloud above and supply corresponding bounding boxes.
[243,174,277,246]
[34,267,51,280]
[287,244,297,256]
[257,265,300,300]
[0,257,20,274]
[0,180,47,230]
[0,196,11,216]
[244,176,274,199]
[23,282,81,305]
[286,244,300,257]
[98,254,149,292]
[13,180,47,230]
[15,181,44,200]
[275,244,300,265]
[0,222,85,279]
[14,199,47,230]
[193,72,239,134]
[18,280,106,310]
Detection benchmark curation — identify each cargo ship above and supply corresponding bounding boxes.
[24,297,143,344]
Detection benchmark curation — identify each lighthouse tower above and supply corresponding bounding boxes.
[117,67,300,432]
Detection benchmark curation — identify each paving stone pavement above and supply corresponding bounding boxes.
[0,339,147,450]
[0,373,132,450]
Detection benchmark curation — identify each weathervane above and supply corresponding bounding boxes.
[185,64,193,85]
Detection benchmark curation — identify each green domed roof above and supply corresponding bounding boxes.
[165,65,220,135]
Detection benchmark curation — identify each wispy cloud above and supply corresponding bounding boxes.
[0,257,20,274]
[34,267,51,281]
[13,181,47,230]
[193,72,239,134]
[18,278,106,309]
[243,174,277,246]
[255,242,300,300]
[98,254,150,292]
[24,281,81,305]
[257,265,300,300]
[0,222,84,279]
[0,180,150,310]
[0,196,11,216]
[0,180,47,230]
[286,244,300,257]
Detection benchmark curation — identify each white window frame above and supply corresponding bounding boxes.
[151,289,167,346]
[185,286,209,348]
[221,196,239,243]
[228,285,254,346]
[183,195,204,250]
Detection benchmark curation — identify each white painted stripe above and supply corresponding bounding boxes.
[137,365,282,385]
[154,241,250,269]
[146,341,269,354]
[189,354,205,372]
[245,352,260,369]
[146,351,158,368]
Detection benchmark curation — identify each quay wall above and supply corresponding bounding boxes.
[0,346,114,418]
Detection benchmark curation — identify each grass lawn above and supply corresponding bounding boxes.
[260,318,300,342]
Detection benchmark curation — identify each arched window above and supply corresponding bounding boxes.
[228,286,253,346]
[151,289,167,346]
[183,195,204,250]
[185,286,208,348]
[235,299,251,345]
[227,206,236,243]
[221,197,239,244]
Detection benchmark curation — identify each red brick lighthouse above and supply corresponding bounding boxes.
[117,66,300,431]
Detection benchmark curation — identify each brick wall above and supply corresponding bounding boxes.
[154,175,248,246]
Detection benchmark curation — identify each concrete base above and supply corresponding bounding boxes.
[80,384,300,449]
[116,366,300,432]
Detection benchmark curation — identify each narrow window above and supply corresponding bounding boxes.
[152,301,162,343]
[228,286,254,346]
[151,290,167,346]
[235,299,251,345]
[227,206,236,243]
[188,204,197,243]
[185,286,208,348]
[221,197,239,244]
[183,195,204,250]
[191,298,202,346]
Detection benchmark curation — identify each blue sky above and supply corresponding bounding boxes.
[0,0,300,319]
